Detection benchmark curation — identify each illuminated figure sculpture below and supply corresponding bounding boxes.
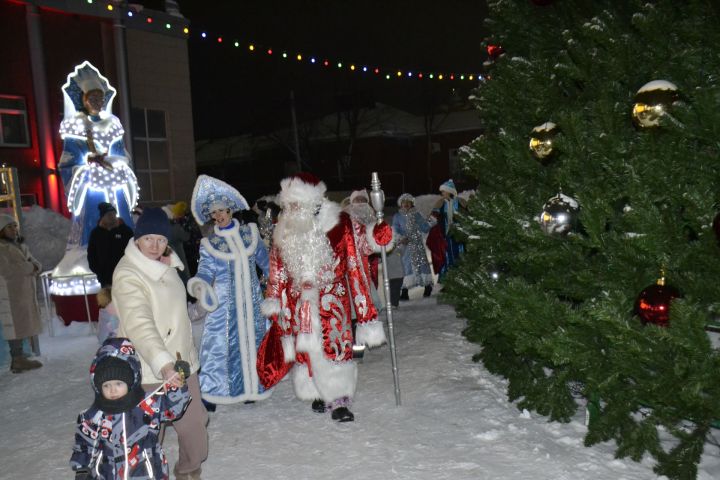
[52,61,138,295]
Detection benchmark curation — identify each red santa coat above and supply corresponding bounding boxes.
[262,204,386,402]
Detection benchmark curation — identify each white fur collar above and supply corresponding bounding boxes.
[123,238,184,281]
[214,218,240,237]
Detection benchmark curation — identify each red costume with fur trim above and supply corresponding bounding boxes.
[261,176,387,406]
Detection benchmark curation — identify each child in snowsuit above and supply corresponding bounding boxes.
[70,337,190,479]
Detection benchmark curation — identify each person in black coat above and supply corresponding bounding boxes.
[88,202,134,287]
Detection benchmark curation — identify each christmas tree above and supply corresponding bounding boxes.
[444,1,720,478]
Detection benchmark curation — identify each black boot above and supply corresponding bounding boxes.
[311,399,326,413]
[399,288,409,301]
[423,285,433,297]
[202,399,217,412]
[331,406,354,422]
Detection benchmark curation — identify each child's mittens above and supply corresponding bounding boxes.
[74,468,91,480]
[174,359,191,382]
[372,221,393,246]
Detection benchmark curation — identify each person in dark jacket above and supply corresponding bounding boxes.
[70,337,190,479]
[88,202,134,286]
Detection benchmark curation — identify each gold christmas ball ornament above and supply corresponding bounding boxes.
[631,80,680,129]
[529,122,560,163]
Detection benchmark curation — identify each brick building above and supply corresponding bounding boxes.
[0,0,196,214]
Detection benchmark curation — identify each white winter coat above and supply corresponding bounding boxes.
[112,239,199,384]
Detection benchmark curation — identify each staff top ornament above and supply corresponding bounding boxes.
[529,121,560,164]
[539,192,579,236]
[631,80,680,129]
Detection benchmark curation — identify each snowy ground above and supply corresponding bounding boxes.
[2,290,720,480]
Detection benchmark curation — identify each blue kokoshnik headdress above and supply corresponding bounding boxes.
[61,61,116,118]
[191,175,249,225]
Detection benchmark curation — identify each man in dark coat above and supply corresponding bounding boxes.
[88,202,134,286]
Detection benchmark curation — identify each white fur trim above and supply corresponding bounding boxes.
[291,353,358,402]
[402,273,434,289]
[201,388,272,405]
[397,193,415,207]
[261,298,282,317]
[187,277,218,312]
[316,200,341,233]
[278,177,327,206]
[365,222,394,252]
[296,332,323,354]
[439,184,457,196]
[350,189,369,203]
[355,320,387,348]
[307,350,357,402]
[282,335,296,363]
[292,363,321,400]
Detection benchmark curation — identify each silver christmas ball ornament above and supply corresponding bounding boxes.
[539,193,579,236]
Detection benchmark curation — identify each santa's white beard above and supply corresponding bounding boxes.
[276,211,334,285]
[348,204,376,225]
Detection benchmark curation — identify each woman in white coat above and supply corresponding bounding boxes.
[112,207,208,480]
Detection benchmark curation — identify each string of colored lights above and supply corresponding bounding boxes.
[87,0,484,82]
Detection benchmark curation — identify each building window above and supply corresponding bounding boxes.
[0,95,30,147]
[132,108,171,202]
[448,147,461,177]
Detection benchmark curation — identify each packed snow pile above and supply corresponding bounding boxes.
[21,205,70,272]
[2,295,719,479]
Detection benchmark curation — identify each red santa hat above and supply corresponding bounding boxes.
[277,172,327,207]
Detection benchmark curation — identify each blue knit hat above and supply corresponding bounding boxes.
[133,207,171,240]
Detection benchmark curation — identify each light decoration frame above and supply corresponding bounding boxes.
[59,62,140,216]
[87,0,483,83]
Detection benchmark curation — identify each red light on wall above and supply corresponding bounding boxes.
[217,37,223,43]
[146,17,153,23]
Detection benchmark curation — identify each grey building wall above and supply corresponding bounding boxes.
[125,29,196,204]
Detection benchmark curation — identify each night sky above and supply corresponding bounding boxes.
[175,0,489,139]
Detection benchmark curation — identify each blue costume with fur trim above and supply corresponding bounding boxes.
[188,175,272,404]
[190,220,271,403]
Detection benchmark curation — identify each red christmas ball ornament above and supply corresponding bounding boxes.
[487,45,505,61]
[634,275,681,327]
